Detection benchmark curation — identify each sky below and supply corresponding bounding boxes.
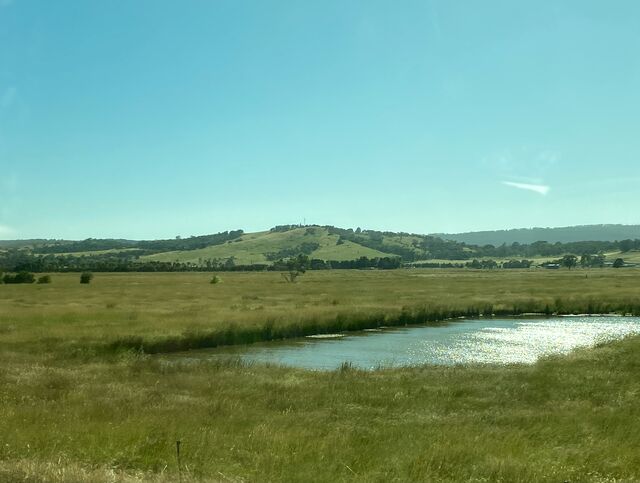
[1,0,639,240]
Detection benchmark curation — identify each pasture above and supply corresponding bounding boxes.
[1,269,640,482]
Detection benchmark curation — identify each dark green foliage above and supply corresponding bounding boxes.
[2,271,36,284]
[412,261,465,268]
[613,258,625,268]
[280,254,310,282]
[265,242,320,261]
[309,258,329,270]
[618,239,635,252]
[32,230,244,254]
[210,275,221,284]
[33,238,134,254]
[476,240,630,259]
[580,253,606,268]
[467,259,498,269]
[323,256,401,270]
[136,230,244,252]
[328,227,468,261]
[223,257,236,269]
[37,275,52,284]
[502,259,533,268]
[269,224,300,233]
[80,272,94,284]
[560,254,578,269]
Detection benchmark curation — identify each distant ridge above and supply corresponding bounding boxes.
[434,224,640,246]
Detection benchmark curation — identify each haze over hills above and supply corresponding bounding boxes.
[434,224,640,246]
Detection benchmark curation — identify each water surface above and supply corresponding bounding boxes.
[184,316,640,370]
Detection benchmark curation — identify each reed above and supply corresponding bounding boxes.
[104,300,640,355]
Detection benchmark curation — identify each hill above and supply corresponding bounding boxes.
[1,225,471,263]
[2,224,640,273]
[140,227,390,265]
[435,224,640,246]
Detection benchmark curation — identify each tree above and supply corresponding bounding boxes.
[468,259,482,269]
[281,254,309,283]
[619,239,633,253]
[560,255,578,269]
[613,258,625,268]
[592,254,606,268]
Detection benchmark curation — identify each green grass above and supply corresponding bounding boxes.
[4,269,640,352]
[2,269,640,482]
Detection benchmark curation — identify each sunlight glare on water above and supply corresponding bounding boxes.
[204,317,640,370]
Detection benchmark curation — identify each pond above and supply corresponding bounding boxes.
[177,316,640,370]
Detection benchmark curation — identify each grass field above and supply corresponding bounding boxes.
[2,269,640,482]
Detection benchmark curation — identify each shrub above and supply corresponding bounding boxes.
[210,275,221,284]
[37,275,52,284]
[3,271,36,284]
[80,272,94,284]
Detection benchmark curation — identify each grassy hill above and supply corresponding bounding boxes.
[141,227,390,265]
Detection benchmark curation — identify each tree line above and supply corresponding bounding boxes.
[32,230,244,254]
[0,249,402,273]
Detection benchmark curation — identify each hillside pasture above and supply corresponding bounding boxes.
[140,227,389,265]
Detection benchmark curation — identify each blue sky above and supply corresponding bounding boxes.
[1,0,639,239]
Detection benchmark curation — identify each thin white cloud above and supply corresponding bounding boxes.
[502,181,550,196]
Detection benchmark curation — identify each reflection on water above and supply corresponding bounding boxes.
[190,317,640,370]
